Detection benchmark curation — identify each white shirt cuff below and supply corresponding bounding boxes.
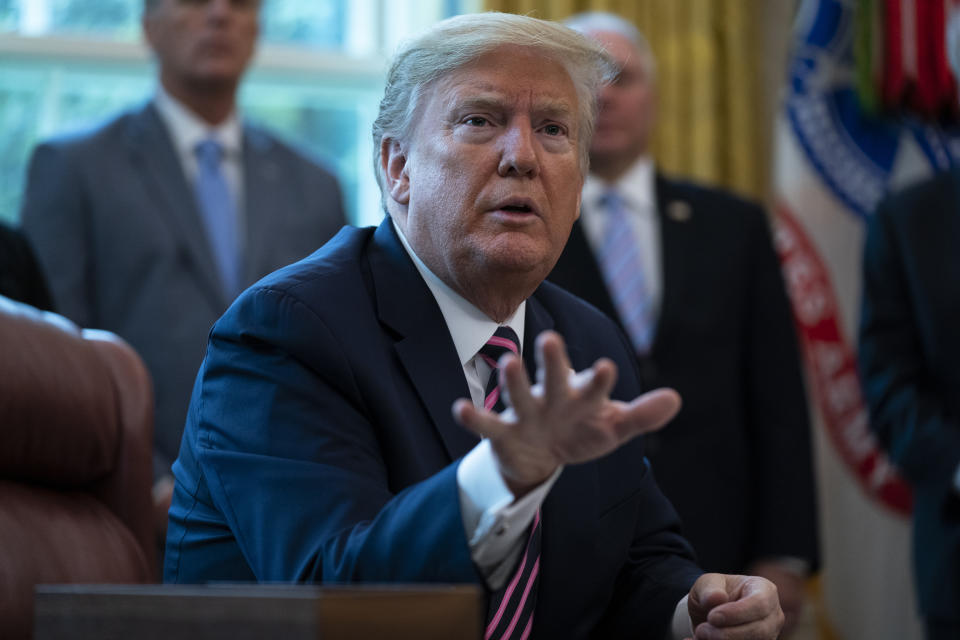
[670,595,693,639]
[457,439,561,589]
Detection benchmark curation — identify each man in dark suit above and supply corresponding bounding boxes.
[548,13,818,635]
[20,0,345,539]
[858,170,960,639]
[164,12,784,640]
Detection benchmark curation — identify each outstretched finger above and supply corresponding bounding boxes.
[574,357,618,401]
[453,397,509,440]
[613,387,682,441]
[535,331,573,401]
[500,353,537,418]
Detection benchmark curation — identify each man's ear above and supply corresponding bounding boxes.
[381,137,410,205]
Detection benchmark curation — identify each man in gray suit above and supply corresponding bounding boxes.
[20,0,346,541]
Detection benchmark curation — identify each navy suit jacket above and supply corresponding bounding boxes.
[20,102,346,476]
[859,170,960,621]
[165,220,702,638]
[0,222,54,312]
[549,174,819,574]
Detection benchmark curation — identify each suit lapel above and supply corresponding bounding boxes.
[654,174,691,352]
[124,103,228,309]
[241,125,280,283]
[521,292,554,371]
[369,221,479,461]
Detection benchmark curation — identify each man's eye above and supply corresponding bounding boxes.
[464,116,489,127]
[542,124,565,136]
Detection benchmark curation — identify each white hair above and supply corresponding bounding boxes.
[563,12,657,83]
[372,12,617,200]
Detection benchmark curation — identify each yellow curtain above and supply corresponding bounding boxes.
[482,0,769,202]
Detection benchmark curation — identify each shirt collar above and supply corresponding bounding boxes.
[153,84,243,159]
[392,218,525,366]
[583,154,656,213]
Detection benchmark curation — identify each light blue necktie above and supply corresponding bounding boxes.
[194,138,241,298]
[598,188,655,354]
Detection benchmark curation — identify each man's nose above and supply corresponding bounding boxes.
[498,124,539,178]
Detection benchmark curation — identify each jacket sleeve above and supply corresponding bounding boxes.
[182,284,481,585]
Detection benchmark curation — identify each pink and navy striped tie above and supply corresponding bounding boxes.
[478,326,521,413]
[486,510,541,640]
[478,327,541,640]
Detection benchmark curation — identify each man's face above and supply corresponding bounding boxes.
[143,0,259,91]
[588,29,656,165]
[387,46,584,300]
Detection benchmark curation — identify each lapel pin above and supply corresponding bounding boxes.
[667,200,692,222]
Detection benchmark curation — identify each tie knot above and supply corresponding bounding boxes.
[600,188,627,214]
[479,326,520,369]
[195,138,224,166]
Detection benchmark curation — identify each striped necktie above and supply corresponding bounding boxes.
[478,326,521,412]
[194,138,241,299]
[597,188,655,354]
[485,511,541,640]
[478,326,541,640]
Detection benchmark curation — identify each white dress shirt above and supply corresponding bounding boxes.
[580,154,663,321]
[393,220,559,589]
[393,219,693,638]
[152,85,246,237]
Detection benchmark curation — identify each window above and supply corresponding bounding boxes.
[0,0,481,226]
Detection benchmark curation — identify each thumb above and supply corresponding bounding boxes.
[688,573,730,627]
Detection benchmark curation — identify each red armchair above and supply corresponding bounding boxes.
[0,296,156,639]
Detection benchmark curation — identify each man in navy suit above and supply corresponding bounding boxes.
[165,13,783,639]
[547,14,818,635]
[20,0,345,542]
[858,171,960,639]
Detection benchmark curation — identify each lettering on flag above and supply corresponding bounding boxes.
[774,204,911,515]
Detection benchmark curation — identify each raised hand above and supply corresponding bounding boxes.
[452,330,681,497]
